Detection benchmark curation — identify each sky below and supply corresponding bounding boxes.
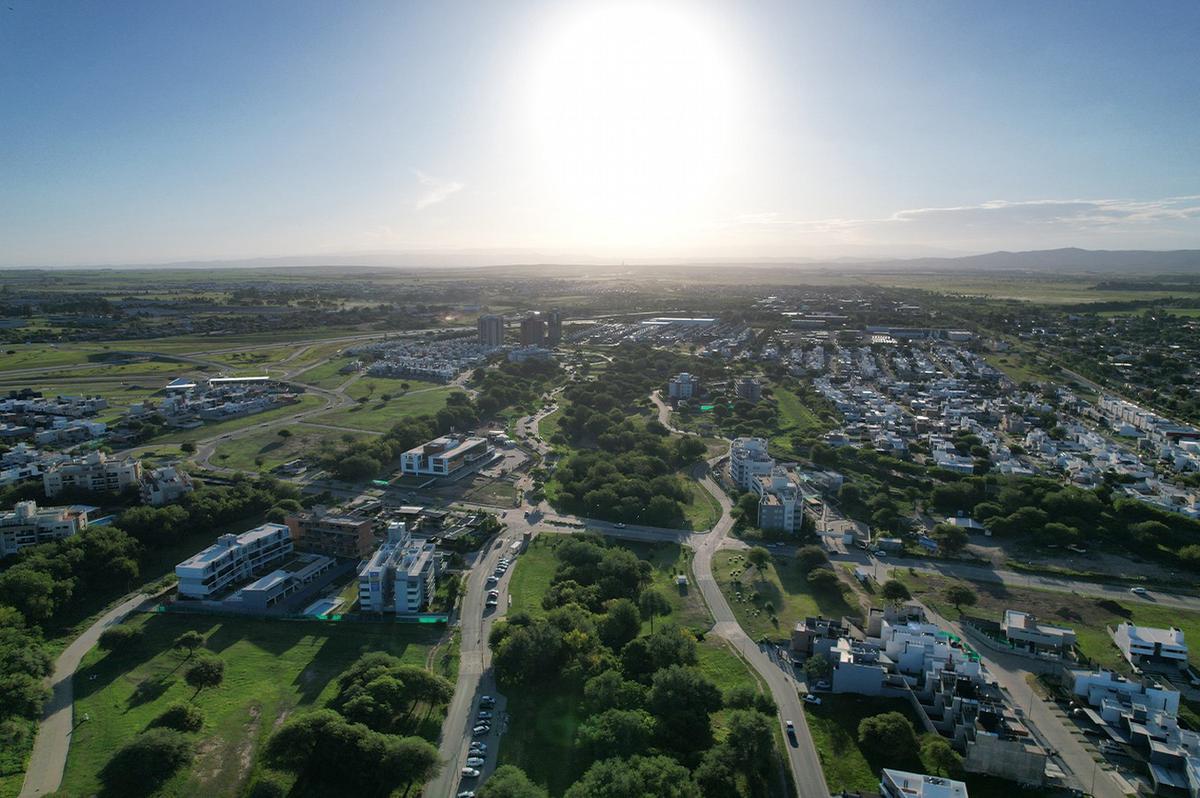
[1,0,1199,267]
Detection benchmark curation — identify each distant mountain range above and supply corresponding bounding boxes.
[17,247,1200,274]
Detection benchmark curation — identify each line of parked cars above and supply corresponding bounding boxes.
[460,696,498,792]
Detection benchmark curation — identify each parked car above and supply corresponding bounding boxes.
[479,696,495,707]
[803,694,822,705]
[461,767,480,778]
[457,792,476,798]
[470,742,488,752]
[466,756,486,767]
[815,680,830,690]
[1130,586,1148,596]
[472,725,490,736]
[478,711,493,720]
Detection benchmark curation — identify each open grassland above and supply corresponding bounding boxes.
[862,273,1200,304]
[58,613,445,798]
[292,355,357,388]
[713,550,856,640]
[896,570,1200,673]
[146,395,326,445]
[681,477,721,531]
[344,376,443,401]
[769,386,833,454]
[310,387,463,433]
[211,424,378,472]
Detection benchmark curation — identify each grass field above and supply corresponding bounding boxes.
[292,356,357,389]
[145,395,325,445]
[896,570,1200,673]
[344,376,442,401]
[211,424,378,472]
[770,386,832,453]
[713,550,856,640]
[537,407,563,440]
[310,387,462,433]
[58,613,446,798]
[681,478,721,531]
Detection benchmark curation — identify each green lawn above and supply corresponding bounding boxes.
[713,550,856,640]
[681,478,721,531]
[58,613,445,798]
[145,395,326,445]
[345,376,442,401]
[897,570,1200,673]
[293,355,358,389]
[538,407,563,440]
[770,386,832,452]
[310,387,462,432]
[211,424,378,473]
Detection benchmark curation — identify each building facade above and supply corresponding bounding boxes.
[175,523,294,600]
[140,465,194,506]
[735,377,762,402]
[400,435,493,478]
[285,507,376,559]
[43,451,142,497]
[357,523,440,614]
[729,437,774,490]
[1114,623,1189,671]
[667,372,699,400]
[0,500,88,557]
[546,309,563,345]
[519,314,545,346]
[478,314,505,347]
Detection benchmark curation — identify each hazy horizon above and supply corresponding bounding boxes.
[3,0,1199,267]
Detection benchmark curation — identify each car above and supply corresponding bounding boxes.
[1130,586,1148,595]
[472,725,490,736]
[478,711,493,720]
[785,720,796,741]
[466,756,486,767]
[488,589,500,597]
[803,694,822,705]
[815,680,830,690]
[461,767,480,778]
[486,598,498,608]
[615,522,626,528]
[457,792,476,798]
[470,742,488,752]
[479,695,495,706]
[486,574,498,583]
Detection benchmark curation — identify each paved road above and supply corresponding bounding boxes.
[691,470,827,798]
[426,533,514,798]
[20,593,154,798]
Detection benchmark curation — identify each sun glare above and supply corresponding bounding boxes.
[521,1,747,249]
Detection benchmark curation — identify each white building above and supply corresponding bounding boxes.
[140,465,194,506]
[0,500,89,557]
[751,467,809,534]
[356,522,440,614]
[881,769,968,798]
[1114,623,1189,671]
[1001,610,1076,654]
[43,451,142,498]
[175,523,293,600]
[667,372,699,400]
[400,435,494,478]
[730,437,774,490]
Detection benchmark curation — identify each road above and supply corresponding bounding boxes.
[425,530,516,798]
[20,592,156,798]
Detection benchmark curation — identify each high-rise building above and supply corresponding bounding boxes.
[520,313,545,346]
[478,314,504,347]
[546,309,563,345]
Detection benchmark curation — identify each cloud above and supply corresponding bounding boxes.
[414,170,463,211]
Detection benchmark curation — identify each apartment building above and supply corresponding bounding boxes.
[729,436,773,490]
[285,507,375,559]
[667,372,699,400]
[43,451,142,498]
[751,466,807,534]
[0,500,89,557]
[735,377,762,402]
[546,309,563,345]
[140,465,194,506]
[519,314,545,346]
[175,523,293,600]
[1001,610,1076,654]
[881,769,968,798]
[478,314,505,347]
[357,523,440,614]
[400,434,493,479]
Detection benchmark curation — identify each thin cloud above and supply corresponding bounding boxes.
[414,170,463,211]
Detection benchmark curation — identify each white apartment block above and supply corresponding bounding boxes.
[881,770,968,798]
[400,435,493,478]
[356,523,440,614]
[667,372,699,400]
[1114,622,1189,671]
[175,523,293,600]
[729,437,773,490]
[752,467,807,534]
[43,451,142,498]
[0,500,88,557]
[140,465,194,506]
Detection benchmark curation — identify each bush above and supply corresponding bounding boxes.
[246,773,290,798]
[151,702,204,732]
[99,728,193,797]
[98,624,143,650]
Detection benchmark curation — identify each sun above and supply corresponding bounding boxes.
[520,1,747,250]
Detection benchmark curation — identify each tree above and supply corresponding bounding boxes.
[921,735,964,777]
[880,579,912,606]
[804,653,832,681]
[944,585,977,612]
[858,712,919,763]
[98,624,143,650]
[277,428,292,438]
[795,545,828,574]
[746,546,771,576]
[564,754,699,798]
[478,765,550,798]
[637,588,671,633]
[100,728,193,797]
[584,670,647,713]
[576,708,656,761]
[930,523,968,555]
[722,709,776,777]
[151,701,204,732]
[599,599,642,650]
[647,665,722,753]
[173,630,206,659]
[184,656,224,698]
[807,568,840,592]
[180,441,197,454]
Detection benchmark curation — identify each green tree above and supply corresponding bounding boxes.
[637,588,671,633]
[858,712,919,763]
[921,735,964,777]
[184,656,225,699]
[173,630,206,659]
[151,702,204,732]
[564,754,699,798]
[807,568,840,592]
[478,765,550,798]
[648,666,722,753]
[944,585,977,612]
[880,579,912,606]
[98,624,143,650]
[599,598,642,650]
[100,729,193,797]
[804,653,832,681]
[583,670,647,713]
[930,523,969,555]
[576,708,656,761]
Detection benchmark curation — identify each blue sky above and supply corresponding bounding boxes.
[1,0,1198,266]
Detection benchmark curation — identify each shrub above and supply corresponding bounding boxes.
[151,702,204,732]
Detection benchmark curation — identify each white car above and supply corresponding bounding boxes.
[466,756,486,767]
[461,767,480,778]
[1130,586,1148,595]
[803,694,822,705]
[457,792,476,798]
